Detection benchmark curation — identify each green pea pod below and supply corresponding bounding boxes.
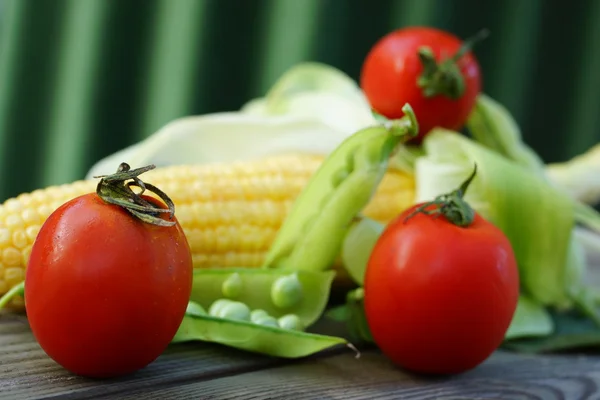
[172,313,357,359]
[263,104,418,272]
[189,268,336,328]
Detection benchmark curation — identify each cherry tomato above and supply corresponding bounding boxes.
[360,27,484,143]
[363,198,519,375]
[25,185,193,378]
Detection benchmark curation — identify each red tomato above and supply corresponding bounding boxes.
[363,202,519,375]
[25,191,193,378]
[360,27,484,143]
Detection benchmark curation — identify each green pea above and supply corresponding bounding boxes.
[331,167,350,188]
[252,315,279,328]
[277,314,303,331]
[215,301,251,321]
[186,301,207,317]
[221,272,243,298]
[250,309,270,323]
[208,299,235,317]
[262,104,418,273]
[188,268,336,329]
[172,313,359,359]
[271,273,303,309]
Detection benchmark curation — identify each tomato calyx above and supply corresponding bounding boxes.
[416,29,489,100]
[404,164,478,227]
[94,162,176,227]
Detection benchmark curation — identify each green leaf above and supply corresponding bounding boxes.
[324,288,374,345]
[325,304,349,323]
[503,309,600,353]
[504,295,554,340]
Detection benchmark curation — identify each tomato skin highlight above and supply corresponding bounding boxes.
[25,193,193,378]
[360,27,482,143]
[363,204,519,375]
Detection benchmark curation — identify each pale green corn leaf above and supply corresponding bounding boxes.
[415,130,575,308]
[546,143,600,205]
[466,93,600,233]
[340,216,385,285]
[246,62,371,116]
[466,93,546,174]
[86,113,360,178]
[87,62,373,179]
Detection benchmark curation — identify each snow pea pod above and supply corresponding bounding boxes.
[188,268,336,328]
[172,311,356,359]
[263,104,418,272]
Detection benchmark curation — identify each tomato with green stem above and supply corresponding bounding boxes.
[24,163,193,379]
[360,27,487,143]
[363,166,519,375]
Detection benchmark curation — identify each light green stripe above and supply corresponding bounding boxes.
[42,0,110,186]
[566,0,600,157]
[254,0,320,96]
[388,0,439,29]
[488,0,542,126]
[138,0,207,140]
[0,0,25,190]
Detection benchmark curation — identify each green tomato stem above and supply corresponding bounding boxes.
[404,164,478,227]
[417,29,489,100]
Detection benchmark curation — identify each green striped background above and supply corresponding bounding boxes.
[0,0,598,202]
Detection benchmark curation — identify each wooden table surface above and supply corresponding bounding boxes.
[2,310,600,400]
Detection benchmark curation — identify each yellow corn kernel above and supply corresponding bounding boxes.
[4,267,23,287]
[2,247,21,267]
[21,245,32,267]
[0,153,416,310]
[12,230,28,249]
[361,169,416,224]
[0,229,10,247]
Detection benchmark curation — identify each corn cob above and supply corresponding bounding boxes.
[0,153,415,309]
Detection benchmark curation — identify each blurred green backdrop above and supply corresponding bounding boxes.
[0,0,598,202]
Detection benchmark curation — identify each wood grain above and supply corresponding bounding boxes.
[4,292,600,399]
[0,312,332,400]
[3,307,600,400]
[108,350,600,400]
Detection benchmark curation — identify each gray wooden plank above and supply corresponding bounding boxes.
[0,312,347,400]
[108,350,600,400]
[2,260,600,399]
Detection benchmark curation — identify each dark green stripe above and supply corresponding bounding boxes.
[389,0,440,29]
[0,0,25,197]
[0,0,597,200]
[487,0,543,135]
[566,0,600,158]
[521,0,588,162]
[86,0,160,172]
[0,0,67,200]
